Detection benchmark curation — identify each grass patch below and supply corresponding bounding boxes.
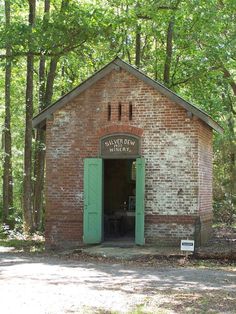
[129,304,146,314]
[189,259,236,270]
[0,236,45,253]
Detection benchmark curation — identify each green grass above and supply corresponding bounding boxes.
[189,259,236,270]
[0,238,45,252]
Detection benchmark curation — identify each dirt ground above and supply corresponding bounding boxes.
[0,250,235,314]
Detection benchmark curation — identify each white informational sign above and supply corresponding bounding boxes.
[181,240,195,252]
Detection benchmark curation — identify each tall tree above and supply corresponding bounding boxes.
[163,15,174,86]
[23,0,36,233]
[2,0,13,225]
[33,0,68,230]
[135,23,141,68]
[33,0,50,230]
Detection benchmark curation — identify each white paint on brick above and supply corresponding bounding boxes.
[51,146,71,159]
[54,110,71,127]
[143,132,198,215]
[49,110,77,159]
[75,191,84,206]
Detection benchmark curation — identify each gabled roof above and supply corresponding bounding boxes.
[32,57,223,133]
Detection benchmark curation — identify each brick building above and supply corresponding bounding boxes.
[33,57,223,249]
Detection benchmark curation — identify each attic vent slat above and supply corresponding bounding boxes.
[108,103,111,121]
[129,102,132,120]
[118,102,122,121]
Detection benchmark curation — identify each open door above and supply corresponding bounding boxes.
[83,158,102,244]
[135,157,145,245]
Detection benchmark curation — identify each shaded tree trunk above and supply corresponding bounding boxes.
[2,0,13,225]
[228,115,236,205]
[154,38,158,81]
[33,56,46,230]
[33,58,58,230]
[23,0,36,233]
[33,0,50,230]
[33,130,46,230]
[222,67,236,210]
[44,57,59,107]
[61,61,65,96]
[135,24,141,68]
[163,16,175,86]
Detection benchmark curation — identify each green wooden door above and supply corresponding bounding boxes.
[135,157,145,245]
[83,158,103,244]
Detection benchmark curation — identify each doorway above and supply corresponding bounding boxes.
[83,157,145,245]
[103,159,136,241]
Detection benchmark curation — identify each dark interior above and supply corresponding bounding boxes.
[104,159,136,240]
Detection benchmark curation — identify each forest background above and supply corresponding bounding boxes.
[0,0,235,234]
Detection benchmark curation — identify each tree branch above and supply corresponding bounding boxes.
[0,40,87,59]
[221,66,236,96]
[171,76,193,87]
[137,5,178,19]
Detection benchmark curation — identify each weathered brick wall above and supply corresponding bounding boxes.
[45,118,84,249]
[45,68,212,248]
[197,120,213,245]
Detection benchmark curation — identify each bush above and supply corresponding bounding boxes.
[213,197,236,225]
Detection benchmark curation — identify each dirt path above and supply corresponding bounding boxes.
[0,251,236,313]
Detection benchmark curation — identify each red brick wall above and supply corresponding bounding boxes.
[45,68,213,248]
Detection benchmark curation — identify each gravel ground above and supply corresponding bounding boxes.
[0,251,236,314]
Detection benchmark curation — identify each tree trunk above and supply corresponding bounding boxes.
[135,24,141,68]
[61,61,65,96]
[2,0,13,226]
[228,113,236,206]
[33,58,58,230]
[227,113,236,223]
[44,57,59,107]
[33,0,50,230]
[23,0,36,233]
[163,16,174,86]
[33,130,46,230]
[222,66,236,218]
[33,55,46,229]
[154,38,158,81]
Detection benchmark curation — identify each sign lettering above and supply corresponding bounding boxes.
[180,240,195,252]
[100,134,140,157]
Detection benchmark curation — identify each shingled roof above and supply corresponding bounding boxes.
[32,57,223,133]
